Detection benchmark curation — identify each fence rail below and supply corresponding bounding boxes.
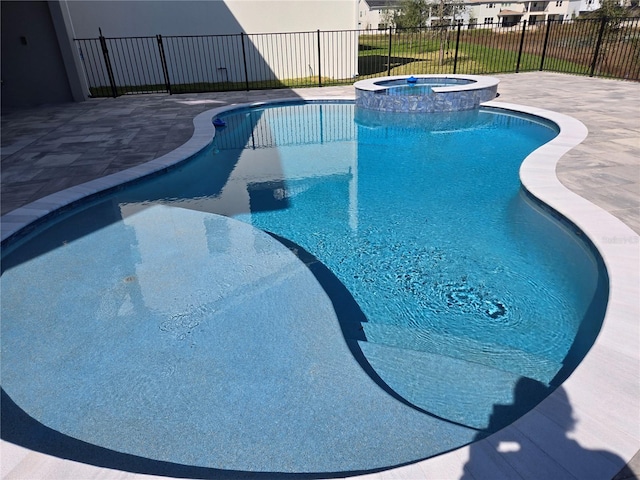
[75,17,640,97]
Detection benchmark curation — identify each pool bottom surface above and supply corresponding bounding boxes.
[2,206,497,473]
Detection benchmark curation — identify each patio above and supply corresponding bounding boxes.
[1,72,638,479]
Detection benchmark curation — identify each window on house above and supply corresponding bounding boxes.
[484,17,494,23]
[555,1,562,6]
[487,3,495,7]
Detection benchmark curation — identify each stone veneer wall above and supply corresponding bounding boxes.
[355,85,498,113]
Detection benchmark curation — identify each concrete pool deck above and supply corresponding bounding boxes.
[1,72,638,479]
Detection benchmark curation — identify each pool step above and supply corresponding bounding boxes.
[361,322,563,385]
[357,339,554,432]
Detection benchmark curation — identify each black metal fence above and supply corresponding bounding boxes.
[75,17,640,97]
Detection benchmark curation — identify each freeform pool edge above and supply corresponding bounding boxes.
[1,93,638,479]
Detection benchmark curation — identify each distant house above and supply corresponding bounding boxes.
[359,0,588,31]
[579,0,601,13]
[464,0,582,26]
[358,0,403,31]
[359,0,470,30]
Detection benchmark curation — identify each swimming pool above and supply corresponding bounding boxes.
[0,101,608,474]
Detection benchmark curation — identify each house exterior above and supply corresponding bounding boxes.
[1,1,90,108]
[579,0,602,12]
[464,0,582,26]
[358,0,469,29]
[67,0,360,87]
[2,0,359,108]
[66,0,358,37]
[358,0,587,31]
[358,0,403,31]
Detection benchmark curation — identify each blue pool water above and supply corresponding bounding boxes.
[378,77,473,95]
[387,83,437,95]
[0,102,608,474]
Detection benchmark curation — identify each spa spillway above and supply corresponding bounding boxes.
[354,74,499,113]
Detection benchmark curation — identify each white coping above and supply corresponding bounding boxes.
[1,95,638,480]
[353,74,500,94]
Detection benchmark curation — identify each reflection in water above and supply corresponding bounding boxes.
[115,104,359,224]
[214,102,357,151]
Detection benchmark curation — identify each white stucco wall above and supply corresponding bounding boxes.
[65,0,358,37]
[66,0,359,88]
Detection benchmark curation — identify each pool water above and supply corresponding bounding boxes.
[0,102,608,474]
[379,78,473,96]
[387,84,436,95]
[217,104,605,422]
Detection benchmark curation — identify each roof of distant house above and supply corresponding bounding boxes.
[364,0,403,9]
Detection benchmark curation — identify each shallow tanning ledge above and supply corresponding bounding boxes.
[354,74,500,113]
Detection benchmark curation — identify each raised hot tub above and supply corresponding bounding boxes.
[354,74,500,113]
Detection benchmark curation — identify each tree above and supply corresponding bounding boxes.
[394,0,466,66]
[394,0,429,31]
[380,2,397,30]
[596,0,626,27]
[430,0,466,65]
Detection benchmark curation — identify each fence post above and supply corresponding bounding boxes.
[387,26,393,76]
[453,21,462,74]
[240,32,250,91]
[317,29,322,87]
[156,35,172,94]
[539,19,552,71]
[516,20,527,73]
[589,17,608,77]
[98,28,118,97]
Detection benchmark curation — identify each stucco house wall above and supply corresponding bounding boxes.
[66,0,358,37]
[67,0,359,87]
[1,1,86,108]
